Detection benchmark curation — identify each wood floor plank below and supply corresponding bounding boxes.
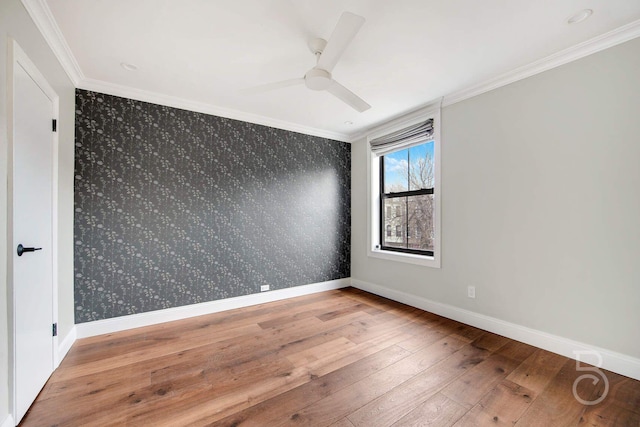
[20,288,640,427]
[396,326,448,353]
[305,329,414,378]
[576,370,640,426]
[449,323,486,343]
[316,302,382,321]
[346,344,489,427]
[337,310,428,345]
[183,310,369,371]
[506,348,567,395]
[585,371,640,415]
[257,297,363,329]
[33,345,299,425]
[515,358,603,426]
[580,403,640,426]
[440,353,519,408]
[38,361,151,402]
[287,337,357,367]
[391,392,467,427]
[329,418,356,427]
[211,345,410,427]
[54,322,264,381]
[339,289,421,319]
[453,379,535,427]
[129,366,313,426]
[470,332,511,353]
[273,336,468,426]
[494,339,538,363]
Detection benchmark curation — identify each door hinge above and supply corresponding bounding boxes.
[52,323,58,337]
[52,119,57,132]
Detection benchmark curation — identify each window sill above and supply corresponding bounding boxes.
[368,247,440,268]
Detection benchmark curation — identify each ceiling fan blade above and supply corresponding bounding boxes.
[317,12,365,72]
[241,78,304,94]
[327,80,371,112]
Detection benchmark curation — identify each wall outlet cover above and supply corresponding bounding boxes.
[467,286,476,299]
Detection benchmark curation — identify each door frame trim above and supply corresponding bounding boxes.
[7,38,60,423]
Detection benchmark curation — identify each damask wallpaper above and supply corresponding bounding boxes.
[74,89,350,323]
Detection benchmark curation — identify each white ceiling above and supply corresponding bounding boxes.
[32,0,640,141]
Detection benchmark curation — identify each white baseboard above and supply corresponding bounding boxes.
[351,279,640,381]
[76,278,350,338]
[57,326,76,365]
[1,414,14,427]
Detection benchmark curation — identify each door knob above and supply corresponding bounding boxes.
[17,244,42,257]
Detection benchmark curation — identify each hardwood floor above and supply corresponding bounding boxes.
[21,288,640,426]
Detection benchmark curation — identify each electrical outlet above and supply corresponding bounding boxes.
[467,286,476,299]
[260,285,270,292]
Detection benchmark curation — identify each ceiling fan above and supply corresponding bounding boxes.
[247,12,371,113]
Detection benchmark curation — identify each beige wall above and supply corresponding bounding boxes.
[1,0,75,421]
[352,37,640,359]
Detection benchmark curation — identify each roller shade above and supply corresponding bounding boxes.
[369,118,434,155]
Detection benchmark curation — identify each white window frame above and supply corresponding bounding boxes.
[366,103,441,268]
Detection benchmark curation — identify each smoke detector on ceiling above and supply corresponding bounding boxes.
[567,9,593,25]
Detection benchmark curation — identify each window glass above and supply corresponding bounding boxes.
[383,150,408,193]
[380,141,434,255]
[407,194,434,251]
[409,142,434,190]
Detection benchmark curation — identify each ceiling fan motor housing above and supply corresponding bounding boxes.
[309,38,328,55]
[304,68,332,91]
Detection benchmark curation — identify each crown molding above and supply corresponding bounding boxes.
[78,78,350,142]
[20,0,83,85]
[441,18,640,108]
[22,0,640,143]
[20,0,350,142]
[347,18,640,142]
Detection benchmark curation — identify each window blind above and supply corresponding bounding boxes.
[369,118,434,155]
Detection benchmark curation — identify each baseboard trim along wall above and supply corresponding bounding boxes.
[1,414,15,427]
[76,278,350,339]
[351,278,640,381]
[57,325,77,366]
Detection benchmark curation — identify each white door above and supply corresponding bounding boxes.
[12,49,55,423]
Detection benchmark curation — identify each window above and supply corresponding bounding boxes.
[366,105,440,268]
[381,142,434,255]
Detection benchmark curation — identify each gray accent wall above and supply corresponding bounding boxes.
[74,89,350,323]
[352,37,640,360]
